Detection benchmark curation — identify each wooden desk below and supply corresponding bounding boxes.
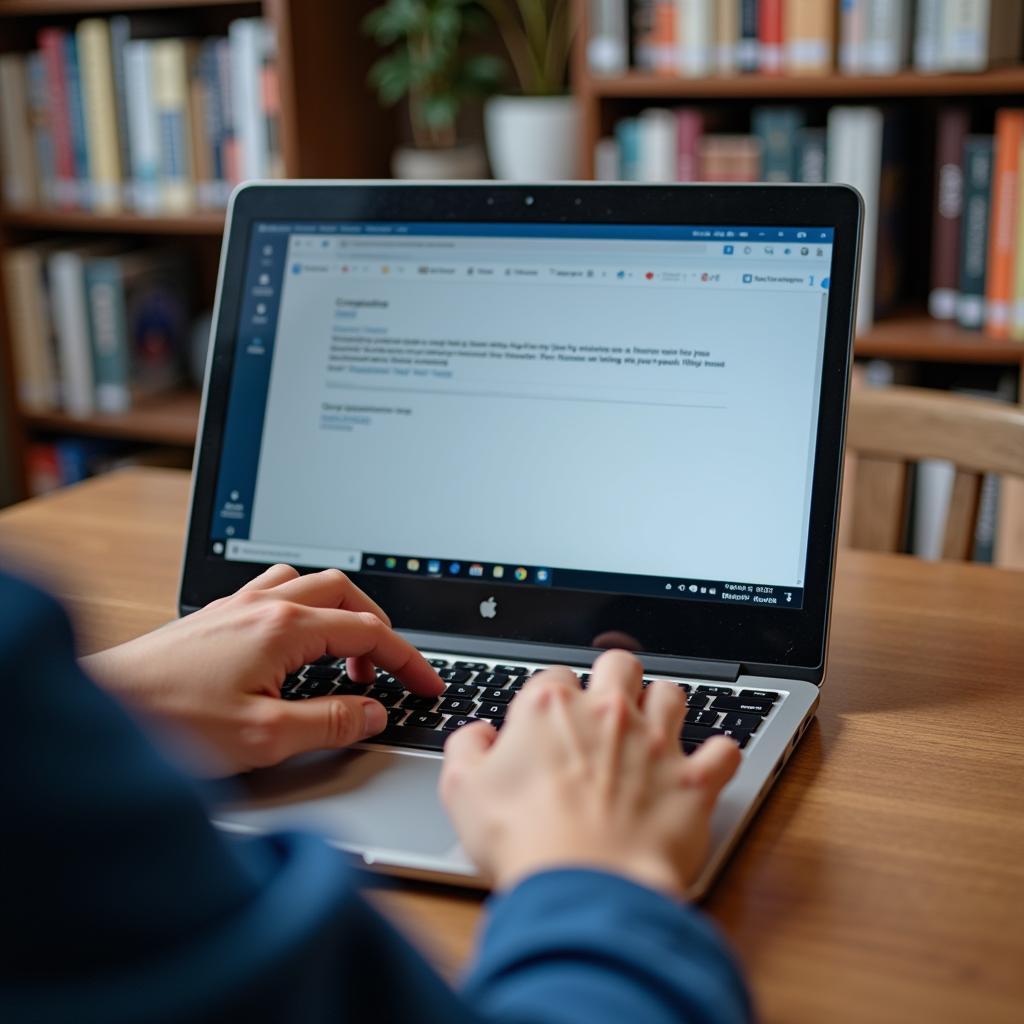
[1,468,1022,1024]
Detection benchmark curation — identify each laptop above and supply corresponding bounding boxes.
[180,181,862,898]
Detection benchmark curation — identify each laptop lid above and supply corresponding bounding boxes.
[181,183,862,684]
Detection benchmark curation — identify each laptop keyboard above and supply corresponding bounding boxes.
[281,655,786,755]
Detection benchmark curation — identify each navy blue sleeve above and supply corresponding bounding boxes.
[0,572,751,1024]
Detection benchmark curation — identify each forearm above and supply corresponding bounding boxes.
[463,869,752,1024]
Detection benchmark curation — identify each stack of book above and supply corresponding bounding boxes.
[930,106,1024,341]
[595,104,907,332]
[0,16,281,215]
[3,242,190,418]
[586,0,1024,76]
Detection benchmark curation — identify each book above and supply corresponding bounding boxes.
[632,1,660,70]
[230,18,273,181]
[758,0,784,73]
[26,443,63,496]
[957,135,994,329]
[675,107,703,181]
[26,52,57,206]
[77,19,123,212]
[616,117,641,180]
[873,112,909,321]
[861,0,912,73]
[752,107,804,182]
[0,55,39,209]
[37,29,76,208]
[798,126,827,183]
[913,0,946,70]
[64,32,92,208]
[983,109,1024,338]
[714,0,741,73]
[151,38,196,211]
[929,107,970,321]
[838,0,866,72]
[108,17,134,208]
[123,40,161,213]
[941,0,1024,71]
[2,245,58,412]
[1011,140,1024,339]
[676,0,713,76]
[638,107,677,181]
[698,134,761,181]
[587,0,629,74]
[827,106,885,333]
[260,49,284,179]
[738,0,760,71]
[594,136,620,180]
[784,0,834,74]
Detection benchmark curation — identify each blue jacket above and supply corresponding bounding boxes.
[0,572,752,1023]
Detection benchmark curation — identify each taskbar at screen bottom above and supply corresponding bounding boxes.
[357,552,806,610]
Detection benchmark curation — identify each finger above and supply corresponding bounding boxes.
[642,679,687,741]
[238,564,300,592]
[442,718,498,765]
[519,664,581,696]
[268,569,392,626]
[587,649,644,704]
[683,737,742,801]
[305,608,442,695]
[346,655,376,685]
[264,696,388,763]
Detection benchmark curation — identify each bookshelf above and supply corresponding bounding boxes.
[0,0,393,500]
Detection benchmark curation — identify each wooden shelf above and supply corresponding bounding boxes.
[23,390,201,446]
[585,66,1024,100]
[855,316,1024,365]
[0,207,226,235]
[0,0,255,15]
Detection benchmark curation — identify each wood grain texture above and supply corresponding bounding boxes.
[849,456,909,553]
[1,468,1022,1024]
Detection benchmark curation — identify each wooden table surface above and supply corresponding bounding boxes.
[1,467,1022,1024]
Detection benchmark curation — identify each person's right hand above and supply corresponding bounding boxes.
[440,650,741,897]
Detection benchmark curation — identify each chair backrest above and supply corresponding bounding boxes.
[843,386,1024,559]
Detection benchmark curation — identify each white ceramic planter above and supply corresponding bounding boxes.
[391,143,488,180]
[484,95,580,181]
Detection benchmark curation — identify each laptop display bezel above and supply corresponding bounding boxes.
[180,182,861,680]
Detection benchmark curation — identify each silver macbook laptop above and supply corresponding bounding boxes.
[180,181,862,898]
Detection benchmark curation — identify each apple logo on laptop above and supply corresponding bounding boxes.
[479,596,497,619]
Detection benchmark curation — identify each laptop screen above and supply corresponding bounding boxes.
[208,220,834,613]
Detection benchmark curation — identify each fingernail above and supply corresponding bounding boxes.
[361,699,387,737]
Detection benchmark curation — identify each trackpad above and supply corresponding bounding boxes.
[215,749,456,856]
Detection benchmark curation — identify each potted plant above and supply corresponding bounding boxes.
[363,0,504,179]
[480,0,579,180]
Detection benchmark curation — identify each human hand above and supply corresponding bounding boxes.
[82,564,442,774]
[440,650,741,897]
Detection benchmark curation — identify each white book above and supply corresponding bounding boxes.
[229,18,272,182]
[827,106,884,334]
[0,55,39,208]
[594,137,621,181]
[913,459,957,560]
[941,0,1023,71]
[49,248,99,417]
[587,0,628,74]
[676,0,713,76]
[124,41,161,213]
[839,0,866,71]
[914,0,946,70]
[861,0,912,73]
[3,246,58,411]
[638,108,678,182]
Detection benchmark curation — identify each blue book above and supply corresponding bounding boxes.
[63,34,91,208]
[616,119,640,182]
[752,107,805,183]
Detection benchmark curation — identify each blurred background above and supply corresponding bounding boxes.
[0,0,1022,568]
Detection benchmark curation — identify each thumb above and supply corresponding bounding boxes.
[273,696,388,760]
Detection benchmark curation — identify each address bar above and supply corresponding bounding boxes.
[225,540,360,571]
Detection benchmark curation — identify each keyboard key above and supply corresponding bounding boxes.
[442,715,476,731]
[478,702,508,720]
[386,707,407,725]
[477,672,511,688]
[304,665,341,681]
[366,687,403,707]
[281,689,304,701]
[334,682,369,696]
[494,664,527,675]
[375,674,402,689]
[439,668,471,684]
[446,683,482,700]
[401,694,439,711]
[438,696,477,715]
[720,712,764,733]
[723,729,752,749]
[427,659,450,669]
[696,685,734,697]
[367,725,445,751]
[454,661,489,671]
[685,708,720,727]
[297,676,336,698]
[310,654,338,667]
[683,724,726,743]
[710,696,773,716]
[508,676,528,691]
[480,687,514,703]
[740,689,780,702]
[685,693,710,709]
[407,712,443,729]
[282,673,303,692]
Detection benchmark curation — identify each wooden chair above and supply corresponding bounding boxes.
[842,386,1024,560]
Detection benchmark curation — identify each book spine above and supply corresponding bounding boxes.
[632,1,659,70]
[714,0,740,74]
[752,106,804,182]
[913,0,945,70]
[63,34,92,208]
[638,107,677,181]
[676,0,713,76]
[941,0,987,71]
[229,19,271,180]
[957,136,994,329]
[48,250,95,416]
[587,0,629,74]
[38,29,75,208]
[152,38,195,211]
[616,117,641,180]
[123,41,161,213]
[188,45,215,206]
[0,56,37,209]
[77,19,123,212]
[3,249,51,410]
[862,0,910,73]
[738,0,760,71]
[260,49,283,178]
[984,109,1024,337]
[784,0,835,75]
[108,17,133,207]
[84,257,130,413]
[758,0,783,73]
[675,107,702,181]
[652,1,678,74]
[26,52,57,206]
[839,0,864,72]
[1011,140,1024,338]
[798,126,827,183]
[929,107,970,320]
[594,136,621,180]
[216,38,239,188]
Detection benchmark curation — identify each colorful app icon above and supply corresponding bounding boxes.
[469,563,484,577]
[514,567,528,581]
[449,562,461,574]
[407,558,420,571]
[427,559,441,574]
[536,569,550,582]
[384,557,397,569]
[492,565,505,579]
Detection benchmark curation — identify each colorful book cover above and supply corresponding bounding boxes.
[616,118,641,181]
[675,107,703,181]
[928,107,970,320]
[784,0,835,74]
[26,52,57,206]
[984,109,1024,337]
[758,0,783,73]
[738,0,760,71]
[37,28,75,208]
[63,33,92,208]
[77,19,123,212]
[752,106,804,182]
[957,135,995,329]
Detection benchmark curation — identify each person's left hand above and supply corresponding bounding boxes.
[82,564,442,774]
